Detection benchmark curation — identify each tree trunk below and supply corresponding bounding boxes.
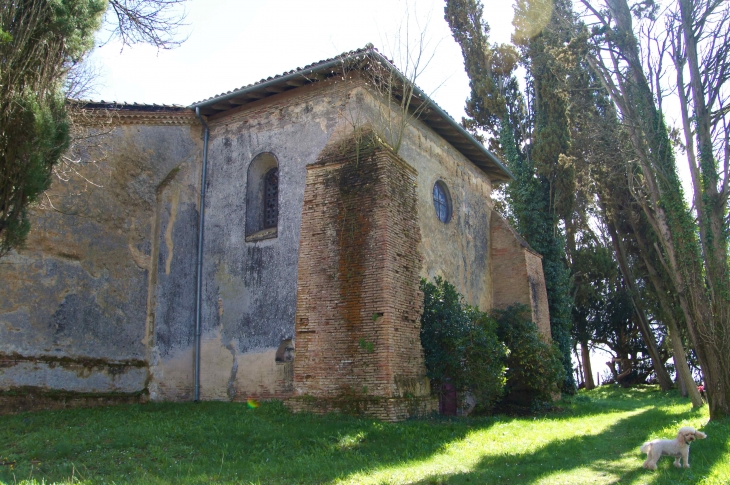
[593,0,730,420]
[604,217,673,391]
[624,205,704,408]
[667,316,703,406]
[678,0,730,308]
[581,341,595,390]
[675,359,688,397]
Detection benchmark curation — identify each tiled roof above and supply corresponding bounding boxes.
[191,44,512,182]
[73,45,513,182]
[192,45,379,106]
[71,100,190,112]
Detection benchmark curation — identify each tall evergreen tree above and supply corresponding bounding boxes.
[564,32,677,393]
[0,0,106,256]
[446,0,576,393]
[0,0,189,257]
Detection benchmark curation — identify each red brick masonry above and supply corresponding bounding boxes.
[288,130,435,421]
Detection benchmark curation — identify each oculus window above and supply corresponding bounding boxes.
[432,181,452,224]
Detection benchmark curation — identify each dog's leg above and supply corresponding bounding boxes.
[682,448,690,468]
[674,456,682,468]
[643,448,658,470]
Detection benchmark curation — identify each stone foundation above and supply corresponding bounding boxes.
[287,395,436,422]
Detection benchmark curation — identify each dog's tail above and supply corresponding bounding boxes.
[640,442,651,454]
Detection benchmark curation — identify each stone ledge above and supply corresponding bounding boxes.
[0,387,148,415]
[245,227,278,242]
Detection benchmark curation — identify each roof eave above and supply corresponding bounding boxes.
[191,48,514,183]
[190,57,345,110]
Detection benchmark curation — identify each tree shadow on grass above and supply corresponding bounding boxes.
[0,390,718,485]
[543,386,702,422]
[0,401,490,485]
[409,404,718,485]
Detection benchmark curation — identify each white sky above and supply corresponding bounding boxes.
[88,0,516,122]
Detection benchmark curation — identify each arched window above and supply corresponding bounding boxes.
[432,181,452,224]
[246,153,279,240]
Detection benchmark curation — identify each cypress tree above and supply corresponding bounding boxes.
[0,0,106,256]
[446,0,576,393]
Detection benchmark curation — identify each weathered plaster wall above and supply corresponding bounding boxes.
[0,116,201,398]
[347,87,494,309]
[147,130,202,400]
[197,80,354,400]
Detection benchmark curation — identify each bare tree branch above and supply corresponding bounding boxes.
[103,0,189,50]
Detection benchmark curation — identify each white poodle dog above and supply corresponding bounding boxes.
[641,426,707,470]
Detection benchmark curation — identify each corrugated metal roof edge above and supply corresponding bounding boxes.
[190,48,513,182]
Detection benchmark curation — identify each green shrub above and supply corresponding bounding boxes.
[420,277,506,413]
[494,305,566,409]
[420,278,565,414]
[463,308,507,414]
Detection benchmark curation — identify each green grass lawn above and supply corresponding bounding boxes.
[0,386,727,484]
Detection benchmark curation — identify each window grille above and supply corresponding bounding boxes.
[264,168,279,228]
[432,181,451,223]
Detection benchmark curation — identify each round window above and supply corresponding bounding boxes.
[432,181,452,223]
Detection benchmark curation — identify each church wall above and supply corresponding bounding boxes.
[0,116,201,403]
[400,124,493,311]
[490,212,551,339]
[347,87,494,310]
[193,81,500,402]
[0,77,520,412]
[194,80,354,401]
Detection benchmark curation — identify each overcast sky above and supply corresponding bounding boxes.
[87,0,516,122]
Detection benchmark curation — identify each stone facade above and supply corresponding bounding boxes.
[0,48,551,419]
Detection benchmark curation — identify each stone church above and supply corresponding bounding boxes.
[0,46,550,420]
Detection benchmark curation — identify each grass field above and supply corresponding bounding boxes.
[0,386,727,484]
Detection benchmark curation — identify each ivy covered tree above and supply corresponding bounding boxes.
[579,0,727,418]
[445,0,576,393]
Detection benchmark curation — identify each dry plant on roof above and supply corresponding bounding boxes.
[335,8,445,157]
[365,15,443,155]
